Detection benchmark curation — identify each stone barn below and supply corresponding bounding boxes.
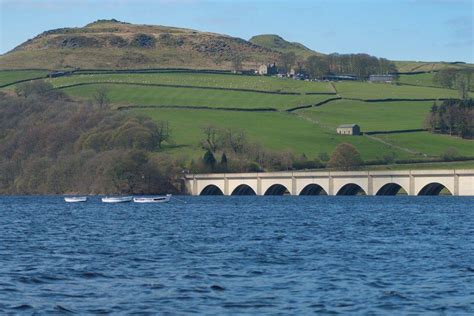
[337,124,361,135]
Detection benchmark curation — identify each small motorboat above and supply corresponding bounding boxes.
[64,197,88,203]
[133,194,172,203]
[101,196,133,203]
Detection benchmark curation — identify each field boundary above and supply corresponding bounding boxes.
[286,97,342,112]
[117,104,278,112]
[53,81,328,96]
[364,129,427,135]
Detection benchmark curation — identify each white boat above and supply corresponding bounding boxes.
[64,196,88,203]
[101,196,133,203]
[133,194,172,203]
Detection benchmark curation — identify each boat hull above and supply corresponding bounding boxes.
[133,195,171,203]
[101,196,133,203]
[65,197,87,203]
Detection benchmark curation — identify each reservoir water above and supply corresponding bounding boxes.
[0,196,473,314]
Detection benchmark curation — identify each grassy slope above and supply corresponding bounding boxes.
[397,72,474,91]
[394,61,474,73]
[1,70,472,165]
[48,72,334,93]
[0,70,49,86]
[135,108,413,161]
[0,20,280,70]
[249,34,321,58]
[377,132,473,157]
[298,100,433,131]
[334,81,467,99]
[61,84,331,110]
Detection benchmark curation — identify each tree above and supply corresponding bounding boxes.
[231,54,243,73]
[155,120,171,149]
[455,71,471,100]
[201,125,220,152]
[220,152,228,165]
[220,152,228,172]
[203,150,216,169]
[280,52,296,74]
[306,55,330,79]
[15,80,59,99]
[328,143,363,170]
[441,147,460,161]
[93,87,110,109]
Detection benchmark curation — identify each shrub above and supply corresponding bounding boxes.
[328,143,363,170]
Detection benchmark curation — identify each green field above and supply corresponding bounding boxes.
[134,107,414,161]
[0,70,49,86]
[397,73,437,87]
[334,81,466,99]
[377,132,474,157]
[397,72,474,91]
[61,83,331,110]
[48,72,334,93]
[298,100,433,131]
[2,70,473,165]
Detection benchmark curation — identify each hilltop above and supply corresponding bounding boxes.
[249,34,322,58]
[0,19,280,70]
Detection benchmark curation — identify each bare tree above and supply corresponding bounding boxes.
[93,87,110,109]
[200,125,220,152]
[155,121,171,149]
[280,52,296,74]
[231,54,243,73]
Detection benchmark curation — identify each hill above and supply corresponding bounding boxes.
[394,60,474,73]
[1,69,472,167]
[0,19,280,70]
[249,34,322,58]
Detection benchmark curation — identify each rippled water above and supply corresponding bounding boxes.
[0,196,473,314]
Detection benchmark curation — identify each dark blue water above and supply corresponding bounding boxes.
[0,196,473,314]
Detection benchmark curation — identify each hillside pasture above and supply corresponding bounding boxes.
[0,70,49,87]
[48,72,335,94]
[60,83,331,110]
[377,132,474,157]
[334,81,465,100]
[298,100,433,132]
[133,107,414,161]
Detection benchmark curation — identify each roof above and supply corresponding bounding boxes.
[337,124,359,128]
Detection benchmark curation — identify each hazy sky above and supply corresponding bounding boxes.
[1,0,473,62]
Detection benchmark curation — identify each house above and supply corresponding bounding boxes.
[369,74,394,83]
[337,124,361,135]
[257,64,268,75]
[257,63,278,75]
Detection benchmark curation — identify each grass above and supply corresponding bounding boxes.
[297,100,433,131]
[0,70,49,86]
[48,72,334,94]
[397,73,437,87]
[377,132,474,157]
[397,73,474,91]
[394,61,474,73]
[362,160,474,171]
[133,107,415,161]
[61,83,331,110]
[334,81,467,99]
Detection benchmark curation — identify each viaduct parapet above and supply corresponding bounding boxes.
[184,169,474,196]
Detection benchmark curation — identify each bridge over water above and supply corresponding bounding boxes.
[185,170,474,196]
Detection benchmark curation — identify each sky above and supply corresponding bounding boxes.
[0,0,473,62]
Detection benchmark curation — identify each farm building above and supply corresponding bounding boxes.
[369,74,394,83]
[257,63,278,75]
[337,124,361,135]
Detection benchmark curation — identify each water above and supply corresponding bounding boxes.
[0,196,473,314]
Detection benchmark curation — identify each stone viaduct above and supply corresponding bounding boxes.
[184,169,474,196]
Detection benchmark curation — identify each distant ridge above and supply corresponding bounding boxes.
[249,34,323,58]
[0,19,280,70]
